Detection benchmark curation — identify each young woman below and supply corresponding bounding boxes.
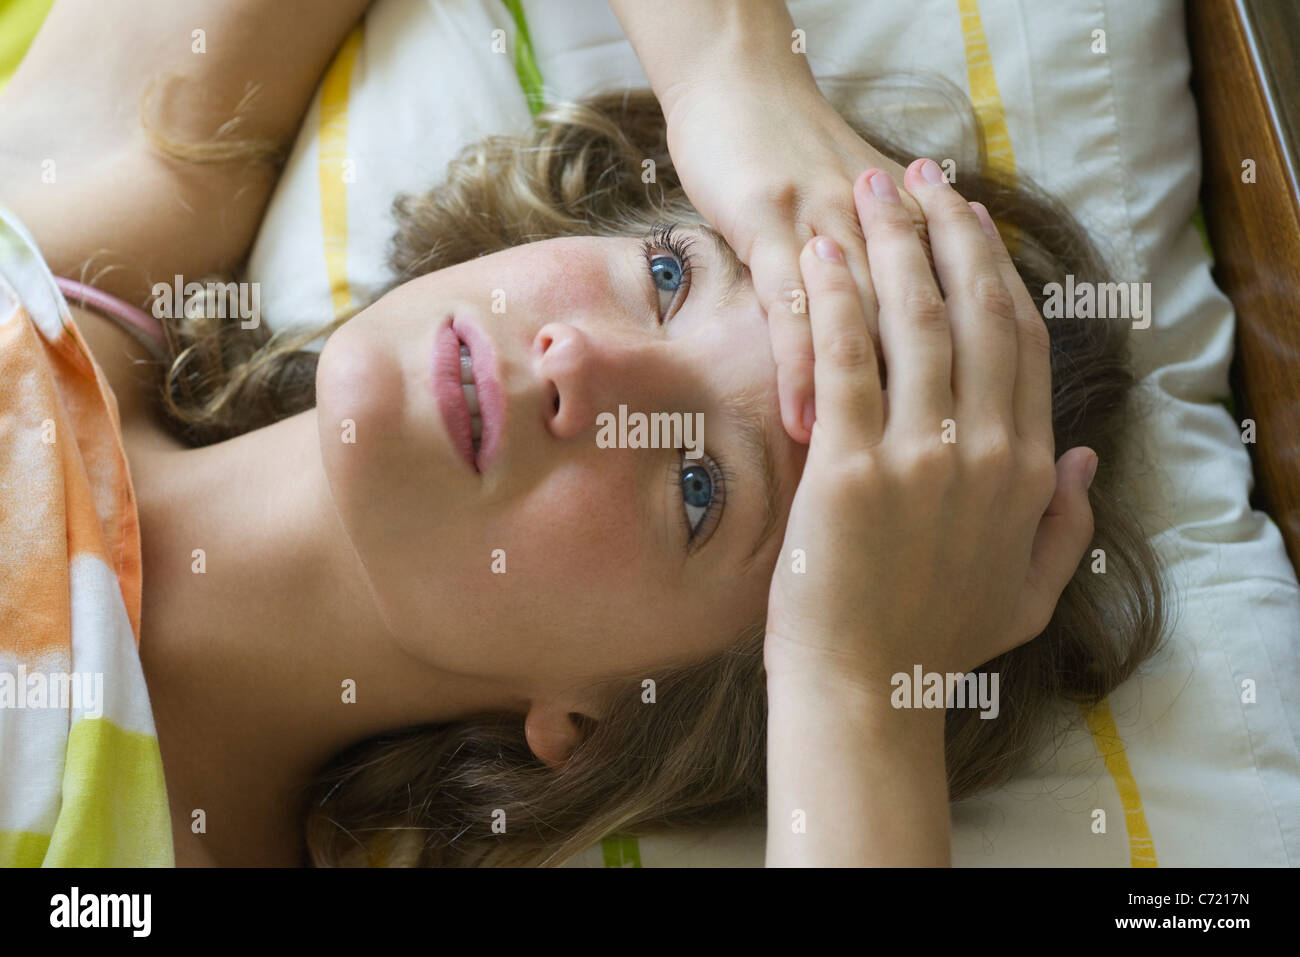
[0,0,1166,866]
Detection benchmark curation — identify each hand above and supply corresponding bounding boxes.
[763,160,1098,693]
[663,79,928,444]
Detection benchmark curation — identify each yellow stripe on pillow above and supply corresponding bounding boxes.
[1083,698,1159,866]
[957,0,1017,181]
[318,24,365,320]
[955,0,1154,866]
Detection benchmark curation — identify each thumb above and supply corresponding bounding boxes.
[1011,447,1099,642]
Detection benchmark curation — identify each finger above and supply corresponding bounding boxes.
[1009,448,1098,644]
[799,234,884,447]
[853,168,953,437]
[902,159,1018,429]
[803,195,887,424]
[815,197,881,368]
[970,200,1055,455]
[749,232,817,444]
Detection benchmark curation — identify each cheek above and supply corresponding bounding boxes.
[458,464,661,671]
[502,462,651,584]
[507,242,621,318]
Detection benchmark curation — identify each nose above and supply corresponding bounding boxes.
[532,322,666,440]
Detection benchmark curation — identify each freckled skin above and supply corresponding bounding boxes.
[315,234,807,687]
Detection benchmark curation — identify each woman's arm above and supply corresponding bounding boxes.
[608,0,816,124]
[0,0,370,306]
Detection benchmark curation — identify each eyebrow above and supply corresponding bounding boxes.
[723,389,784,574]
[695,224,751,311]
[687,226,783,571]
[674,223,782,569]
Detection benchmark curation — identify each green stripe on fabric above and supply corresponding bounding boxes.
[600,833,642,867]
[43,717,174,867]
[1191,204,1214,263]
[0,0,53,96]
[501,0,546,116]
[0,830,51,867]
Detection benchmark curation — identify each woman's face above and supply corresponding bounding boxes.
[315,224,806,699]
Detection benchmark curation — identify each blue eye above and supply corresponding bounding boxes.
[640,224,695,324]
[679,456,726,546]
[650,255,684,291]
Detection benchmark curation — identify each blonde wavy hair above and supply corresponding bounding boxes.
[141,84,1168,866]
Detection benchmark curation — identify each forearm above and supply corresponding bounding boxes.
[765,665,951,866]
[608,0,816,119]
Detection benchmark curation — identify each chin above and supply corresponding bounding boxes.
[313,332,405,516]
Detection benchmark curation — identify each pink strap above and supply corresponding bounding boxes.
[54,276,169,359]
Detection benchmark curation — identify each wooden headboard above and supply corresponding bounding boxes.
[1186,0,1300,576]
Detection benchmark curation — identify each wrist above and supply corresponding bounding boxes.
[765,656,949,744]
[661,58,821,130]
[612,0,818,120]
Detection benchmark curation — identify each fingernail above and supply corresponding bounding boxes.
[869,170,899,202]
[802,400,816,432]
[920,158,945,186]
[814,236,842,262]
[1085,452,1099,489]
[969,202,999,240]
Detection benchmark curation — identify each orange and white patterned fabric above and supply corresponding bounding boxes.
[0,204,172,866]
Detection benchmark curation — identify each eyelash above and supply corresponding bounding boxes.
[671,455,730,552]
[640,224,696,324]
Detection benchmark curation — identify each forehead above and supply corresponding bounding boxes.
[665,230,808,576]
[672,231,774,396]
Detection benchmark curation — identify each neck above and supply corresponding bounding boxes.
[131,409,520,864]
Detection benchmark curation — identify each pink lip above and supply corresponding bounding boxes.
[431,321,476,471]
[453,316,504,471]
[428,316,505,473]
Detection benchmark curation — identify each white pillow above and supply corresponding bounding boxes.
[244,0,1300,867]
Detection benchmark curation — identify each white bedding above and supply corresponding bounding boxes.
[245,0,1300,866]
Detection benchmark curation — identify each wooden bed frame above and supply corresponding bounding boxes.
[1186,0,1300,576]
